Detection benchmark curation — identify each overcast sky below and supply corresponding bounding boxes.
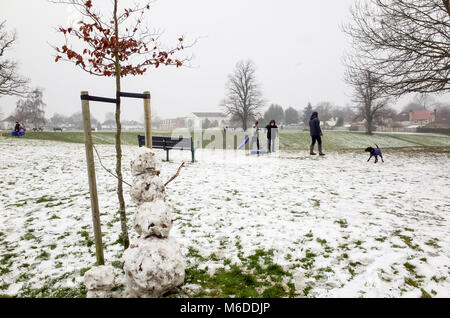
[1,0,448,123]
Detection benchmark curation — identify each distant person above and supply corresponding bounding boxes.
[250,121,260,151]
[265,120,278,153]
[14,121,20,136]
[14,121,20,133]
[309,112,325,156]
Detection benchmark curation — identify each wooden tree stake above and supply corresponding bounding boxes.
[81,91,105,265]
[144,91,152,149]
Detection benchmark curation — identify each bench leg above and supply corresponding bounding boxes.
[166,149,169,162]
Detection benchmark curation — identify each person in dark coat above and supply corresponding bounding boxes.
[309,112,325,156]
[14,121,21,136]
[265,120,278,153]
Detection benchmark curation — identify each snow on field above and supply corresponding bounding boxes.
[0,138,449,298]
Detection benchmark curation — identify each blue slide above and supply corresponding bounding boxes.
[11,131,25,137]
[237,136,250,150]
[251,150,269,155]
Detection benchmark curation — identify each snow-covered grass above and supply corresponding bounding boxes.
[0,137,449,298]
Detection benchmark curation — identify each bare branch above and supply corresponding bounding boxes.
[343,0,450,96]
[0,21,30,97]
[93,144,132,187]
[164,162,185,187]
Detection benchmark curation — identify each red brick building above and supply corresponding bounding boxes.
[409,110,436,126]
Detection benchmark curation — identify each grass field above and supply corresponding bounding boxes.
[2,129,450,152]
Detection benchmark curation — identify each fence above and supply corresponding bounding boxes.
[374,127,419,133]
[417,127,450,135]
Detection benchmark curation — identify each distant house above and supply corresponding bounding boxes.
[186,112,228,129]
[122,120,144,131]
[393,111,410,127]
[324,117,338,129]
[158,117,186,130]
[0,116,16,130]
[349,121,371,132]
[409,110,436,126]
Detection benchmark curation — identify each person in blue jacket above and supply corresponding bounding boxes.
[309,112,325,156]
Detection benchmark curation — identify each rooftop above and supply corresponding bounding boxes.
[192,112,226,118]
[0,115,16,122]
[411,110,434,121]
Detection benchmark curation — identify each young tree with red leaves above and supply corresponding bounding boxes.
[52,0,192,249]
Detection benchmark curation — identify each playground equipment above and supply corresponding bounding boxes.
[11,130,25,137]
[238,136,269,154]
[237,136,249,150]
[250,150,269,154]
[80,90,152,265]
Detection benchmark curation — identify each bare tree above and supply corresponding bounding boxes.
[264,104,284,124]
[222,60,265,130]
[345,68,390,134]
[14,88,46,127]
[302,103,313,126]
[375,106,397,126]
[314,102,335,122]
[50,113,67,127]
[436,103,450,123]
[284,107,299,125]
[0,21,29,97]
[66,111,100,130]
[412,93,437,110]
[104,112,115,122]
[343,0,450,96]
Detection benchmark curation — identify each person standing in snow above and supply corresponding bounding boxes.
[14,121,21,136]
[250,121,260,151]
[265,120,278,153]
[309,112,325,156]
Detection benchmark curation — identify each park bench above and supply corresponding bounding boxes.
[138,135,195,163]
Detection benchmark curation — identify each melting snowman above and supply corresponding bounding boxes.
[85,147,186,298]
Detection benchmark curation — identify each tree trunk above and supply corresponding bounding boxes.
[366,116,373,135]
[113,0,130,249]
[242,112,248,131]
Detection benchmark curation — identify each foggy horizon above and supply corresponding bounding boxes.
[1,0,449,123]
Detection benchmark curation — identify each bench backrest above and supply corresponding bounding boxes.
[138,135,192,150]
